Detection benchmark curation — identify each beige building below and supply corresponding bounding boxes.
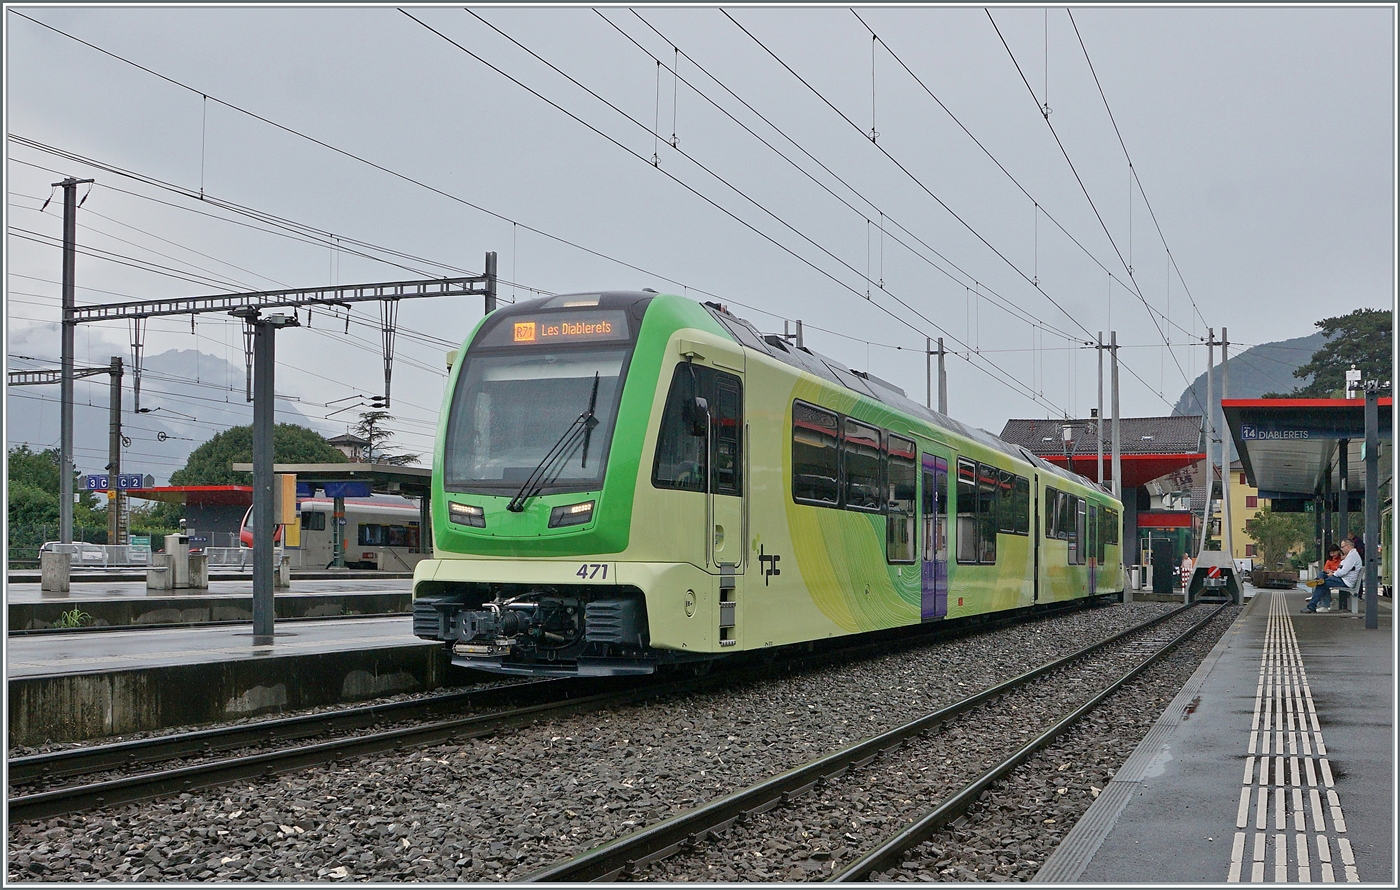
[1227,460,1268,563]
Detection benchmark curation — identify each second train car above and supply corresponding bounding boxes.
[412,291,1123,675]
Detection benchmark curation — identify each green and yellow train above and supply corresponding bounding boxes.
[412,291,1123,675]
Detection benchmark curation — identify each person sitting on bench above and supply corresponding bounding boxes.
[1303,539,1361,613]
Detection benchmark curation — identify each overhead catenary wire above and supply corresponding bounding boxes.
[1066,8,1210,331]
[8,150,524,291]
[5,10,735,302]
[848,9,1178,341]
[611,9,1083,344]
[722,9,1097,345]
[10,10,1050,413]
[410,8,1065,413]
[8,7,1188,419]
[983,9,1205,417]
[724,9,1185,416]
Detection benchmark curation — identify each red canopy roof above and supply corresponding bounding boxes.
[1041,453,1206,490]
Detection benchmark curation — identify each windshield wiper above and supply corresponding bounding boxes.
[506,373,601,513]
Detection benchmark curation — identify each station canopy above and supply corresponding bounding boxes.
[1223,398,1393,500]
[124,485,253,506]
[229,463,431,499]
[999,415,1205,490]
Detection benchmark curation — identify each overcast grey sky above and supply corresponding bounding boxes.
[6,4,1395,479]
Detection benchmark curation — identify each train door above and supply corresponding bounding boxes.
[921,453,949,620]
[1087,502,1099,594]
[668,344,747,648]
[1032,474,1040,602]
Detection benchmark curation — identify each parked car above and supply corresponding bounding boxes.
[39,542,106,565]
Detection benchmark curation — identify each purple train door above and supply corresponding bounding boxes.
[921,454,948,620]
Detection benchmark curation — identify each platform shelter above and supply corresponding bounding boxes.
[1224,397,1393,613]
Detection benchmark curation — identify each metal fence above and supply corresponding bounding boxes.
[203,547,305,570]
[33,543,153,568]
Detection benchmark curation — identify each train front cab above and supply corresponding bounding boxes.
[414,293,742,675]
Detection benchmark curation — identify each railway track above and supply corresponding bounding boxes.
[523,602,1226,882]
[5,595,1118,826]
[5,677,632,822]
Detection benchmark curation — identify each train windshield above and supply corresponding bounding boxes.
[443,346,630,494]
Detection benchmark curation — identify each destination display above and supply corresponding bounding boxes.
[479,309,630,348]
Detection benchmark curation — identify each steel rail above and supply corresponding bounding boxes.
[7,596,1104,788]
[6,679,570,786]
[829,602,1228,881]
[7,594,1126,825]
[521,603,1198,882]
[7,677,713,823]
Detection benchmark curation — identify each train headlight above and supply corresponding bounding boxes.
[449,502,486,528]
[548,500,595,528]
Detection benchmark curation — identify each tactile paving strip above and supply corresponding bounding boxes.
[1227,591,1358,883]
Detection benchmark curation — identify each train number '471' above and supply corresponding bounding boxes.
[577,563,608,580]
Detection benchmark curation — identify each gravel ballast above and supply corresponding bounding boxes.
[870,604,1240,882]
[7,602,1192,882]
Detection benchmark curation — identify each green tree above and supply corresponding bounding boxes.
[6,445,103,520]
[1264,308,1393,397]
[351,410,421,466]
[1246,508,1313,569]
[169,423,348,487]
[7,445,107,557]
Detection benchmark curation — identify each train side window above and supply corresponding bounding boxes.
[1103,506,1119,546]
[652,363,743,496]
[712,374,743,497]
[1068,496,1086,565]
[1045,487,1058,538]
[1058,490,1073,540]
[1013,475,1030,535]
[997,470,1016,534]
[792,401,840,506]
[996,470,1029,536]
[842,418,883,513]
[652,364,707,493]
[956,459,978,563]
[977,464,998,563]
[358,523,385,546]
[300,511,326,531]
[886,434,917,563]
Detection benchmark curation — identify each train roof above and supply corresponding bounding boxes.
[699,301,1106,495]
[487,292,1106,496]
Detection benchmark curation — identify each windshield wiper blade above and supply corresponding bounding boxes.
[579,372,601,469]
[506,374,602,514]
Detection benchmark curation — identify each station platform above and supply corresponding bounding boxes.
[6,578,412,630]
[1036,584,1393,884]
[6,614,461,747]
